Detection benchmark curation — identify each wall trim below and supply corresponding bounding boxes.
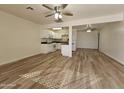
[0,52,41,66]
[100,50,124,66]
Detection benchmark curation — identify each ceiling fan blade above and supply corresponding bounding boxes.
[61,4,68,9]
[45,13,54,17]
[54,19,63,23]
[63,12,73,16]
[42,4,54,10]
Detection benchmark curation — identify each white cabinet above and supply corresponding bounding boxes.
[61,45,69,57]
[40,43,57,54]
[40,30,53,38]
[56,43,61,49]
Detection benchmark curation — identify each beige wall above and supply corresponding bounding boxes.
[0,11,40,65]
[77,31,98,49]
[100,21,124,65]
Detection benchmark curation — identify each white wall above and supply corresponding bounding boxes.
[0,11,40,65]
[100,21,124,65]
[77,31,98,49]
[72,29,77,51]
[69,26,72,57]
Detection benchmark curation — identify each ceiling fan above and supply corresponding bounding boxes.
[42,4,73,22]
[77,24,97,32]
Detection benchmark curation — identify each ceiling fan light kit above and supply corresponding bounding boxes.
[77,24,97,32]
[54,13,59,19]
[86,29,92,32]
[42,4,73,22]
[54,12,62,19]
[59,14,62,19]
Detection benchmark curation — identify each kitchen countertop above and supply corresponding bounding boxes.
[41,38,69,45]
[41,41,69,45]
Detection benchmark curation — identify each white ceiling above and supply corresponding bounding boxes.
[73,23,107,30]
[0,4,124,25]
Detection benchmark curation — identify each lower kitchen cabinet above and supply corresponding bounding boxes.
[40,43,57,54]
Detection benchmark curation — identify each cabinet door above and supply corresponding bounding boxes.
[57,43,61,49]
[40,30,50,38]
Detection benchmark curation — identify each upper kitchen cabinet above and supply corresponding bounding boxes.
[40,30,53,38]
[52,28,69,39]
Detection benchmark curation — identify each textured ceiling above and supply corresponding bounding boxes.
[0,4,124,25]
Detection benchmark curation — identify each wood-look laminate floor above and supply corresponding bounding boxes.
[0,48,124,89]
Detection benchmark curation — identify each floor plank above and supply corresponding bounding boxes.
[0,49,124,89]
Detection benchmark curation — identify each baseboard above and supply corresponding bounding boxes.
[77,47,98,49]
[0,52,41,66]
[100,50,124,66]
